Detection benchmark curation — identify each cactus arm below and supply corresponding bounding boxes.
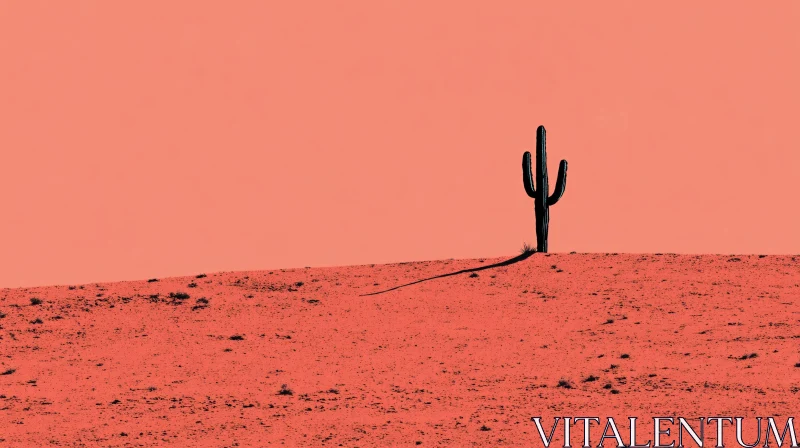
[522,151,537,197]
[547,160,568,206]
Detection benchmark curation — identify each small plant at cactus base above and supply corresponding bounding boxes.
[520,241,534,255]
[522,125,568,253]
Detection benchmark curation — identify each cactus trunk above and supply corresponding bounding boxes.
[522,125,568,253]
[535,198,550,253]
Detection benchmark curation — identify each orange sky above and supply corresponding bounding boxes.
[1,1,799,288]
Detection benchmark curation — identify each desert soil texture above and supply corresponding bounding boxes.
[1,253,799,446]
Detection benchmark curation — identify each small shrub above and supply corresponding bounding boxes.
[147,278,159,282]
[556,379,572,389]
[230,335,244,341]
[583,375,599,382]
[620,354,630,359]
[196,274,207,279]
[480,425,491,431]
[30,298,42,306]
[1,369,16,375]
[469,273,479,278]
[169,292,190,300]
[278,384,293,396]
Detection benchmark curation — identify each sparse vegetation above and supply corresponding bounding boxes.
[147,278,159,282]
[556,379,572,389]
[30,298,42,306]
[191,297,209,311]
[278,384,293,396]
[1,369,16,375]
[196,274,207,278]
[230,335,244,341]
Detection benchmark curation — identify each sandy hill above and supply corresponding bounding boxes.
[1,253,798,446]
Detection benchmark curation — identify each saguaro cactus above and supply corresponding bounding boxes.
[522,125,568,253]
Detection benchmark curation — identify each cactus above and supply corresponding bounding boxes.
[522,125,568,253]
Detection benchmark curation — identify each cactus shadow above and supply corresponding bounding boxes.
[359,249,537,297]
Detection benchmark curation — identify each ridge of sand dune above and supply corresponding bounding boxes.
[1,253,798,446]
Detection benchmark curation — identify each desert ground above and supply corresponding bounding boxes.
[1,253,799,446]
